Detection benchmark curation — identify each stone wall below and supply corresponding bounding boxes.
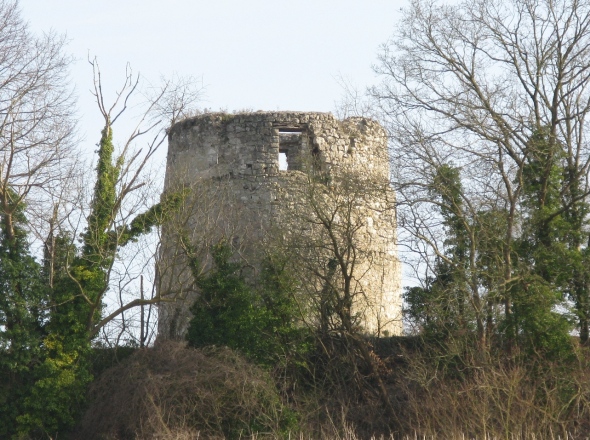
[157,111,402,339]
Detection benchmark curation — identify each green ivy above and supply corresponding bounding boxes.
[187,243,311,368]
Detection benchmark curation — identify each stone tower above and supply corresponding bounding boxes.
[157,111,401,339]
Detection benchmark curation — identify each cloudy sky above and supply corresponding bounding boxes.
[20,0,403,144]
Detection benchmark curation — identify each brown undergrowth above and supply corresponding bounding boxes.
[72,338,590,439]
[384,339,590,440]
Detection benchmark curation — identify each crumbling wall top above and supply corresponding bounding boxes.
[169,111,333,137]
[166,111,389,186]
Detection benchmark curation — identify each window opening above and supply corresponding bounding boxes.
[278,128,303,133]
[278,129,303,171]
[311,146,322,173]
[279,150,288,171]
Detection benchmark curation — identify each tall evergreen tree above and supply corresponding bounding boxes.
[0,192,47,437]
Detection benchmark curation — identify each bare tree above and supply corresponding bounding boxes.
[262,139,400,417]
[274,166,399,337]
[372,0,590,344]
[0,0,76,243]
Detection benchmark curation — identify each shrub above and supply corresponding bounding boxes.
[74,341,297,439]
[187,243,311,368]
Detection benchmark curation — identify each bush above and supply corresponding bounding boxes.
[74,341,298,439]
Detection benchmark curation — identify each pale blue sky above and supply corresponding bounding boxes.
[20,1,403,143]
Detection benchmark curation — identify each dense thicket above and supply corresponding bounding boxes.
[75,342,298,440]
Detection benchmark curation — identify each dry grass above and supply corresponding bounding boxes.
[385,342,590,440]
[129,427,585,440]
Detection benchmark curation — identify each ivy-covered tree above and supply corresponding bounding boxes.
[404,165,482,341]
[0,60,194,436]
[404,155,574,359]
[506,128,574,358]
[376,0,590,350]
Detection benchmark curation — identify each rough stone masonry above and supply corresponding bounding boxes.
[157,111,402,339]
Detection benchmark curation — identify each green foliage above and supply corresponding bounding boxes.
[505,276,574,359]
[405,165,474,337]
[506,128,576,358]
[84,124,121,265]
[406,155,576,359]
[187,243,310,368]
[0,197,90,437]
[17,333,92,437]
[404,282,466,338]
[113,189,187,247]
[0,194,47,437]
